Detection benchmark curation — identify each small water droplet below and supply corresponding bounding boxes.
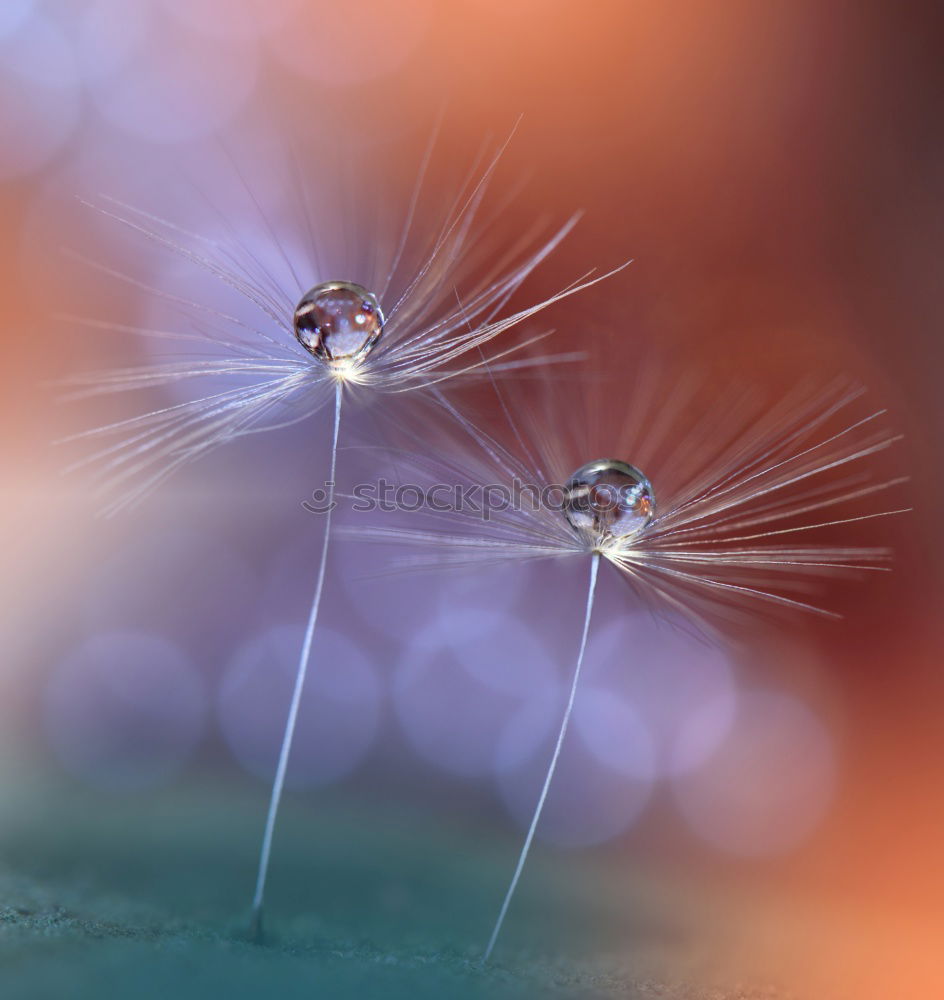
[564,460,655,543]
[294,281,384,363]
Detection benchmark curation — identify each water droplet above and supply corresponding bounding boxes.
[294,280,383,363]
[564,459,655,543]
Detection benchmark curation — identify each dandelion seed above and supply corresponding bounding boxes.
[67,126,628,942]
[346,372,907,960]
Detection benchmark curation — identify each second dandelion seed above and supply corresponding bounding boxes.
[351,376,906,961]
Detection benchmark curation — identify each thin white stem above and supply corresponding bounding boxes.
[249,380,343,941]
[483,552,601,963]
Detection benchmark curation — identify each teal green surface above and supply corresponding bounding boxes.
[0,777,776,999]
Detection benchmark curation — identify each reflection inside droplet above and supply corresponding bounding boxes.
[564,459,655,544]
[294,280,383,364]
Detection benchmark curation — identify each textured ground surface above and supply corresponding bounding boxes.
[0,777,796,1000]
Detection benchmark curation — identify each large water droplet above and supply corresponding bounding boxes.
[294,281,383,363]
[564,459,655,543]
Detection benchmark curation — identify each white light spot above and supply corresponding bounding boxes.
[494,684,656,847]
[672,690,837,856]
[393,614,546,779]
[44,632,206,791]
[0,15,80,179]
[584,614,739,776]
[86,9,257,143]
[218,625,381,787]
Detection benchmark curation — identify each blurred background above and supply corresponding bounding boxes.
[1,1,942,997]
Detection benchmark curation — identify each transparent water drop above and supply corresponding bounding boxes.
[294,280,384,363]
[564,459,655,543]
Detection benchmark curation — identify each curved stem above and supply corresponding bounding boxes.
[250,381,343,941]
[483,552,601,962]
